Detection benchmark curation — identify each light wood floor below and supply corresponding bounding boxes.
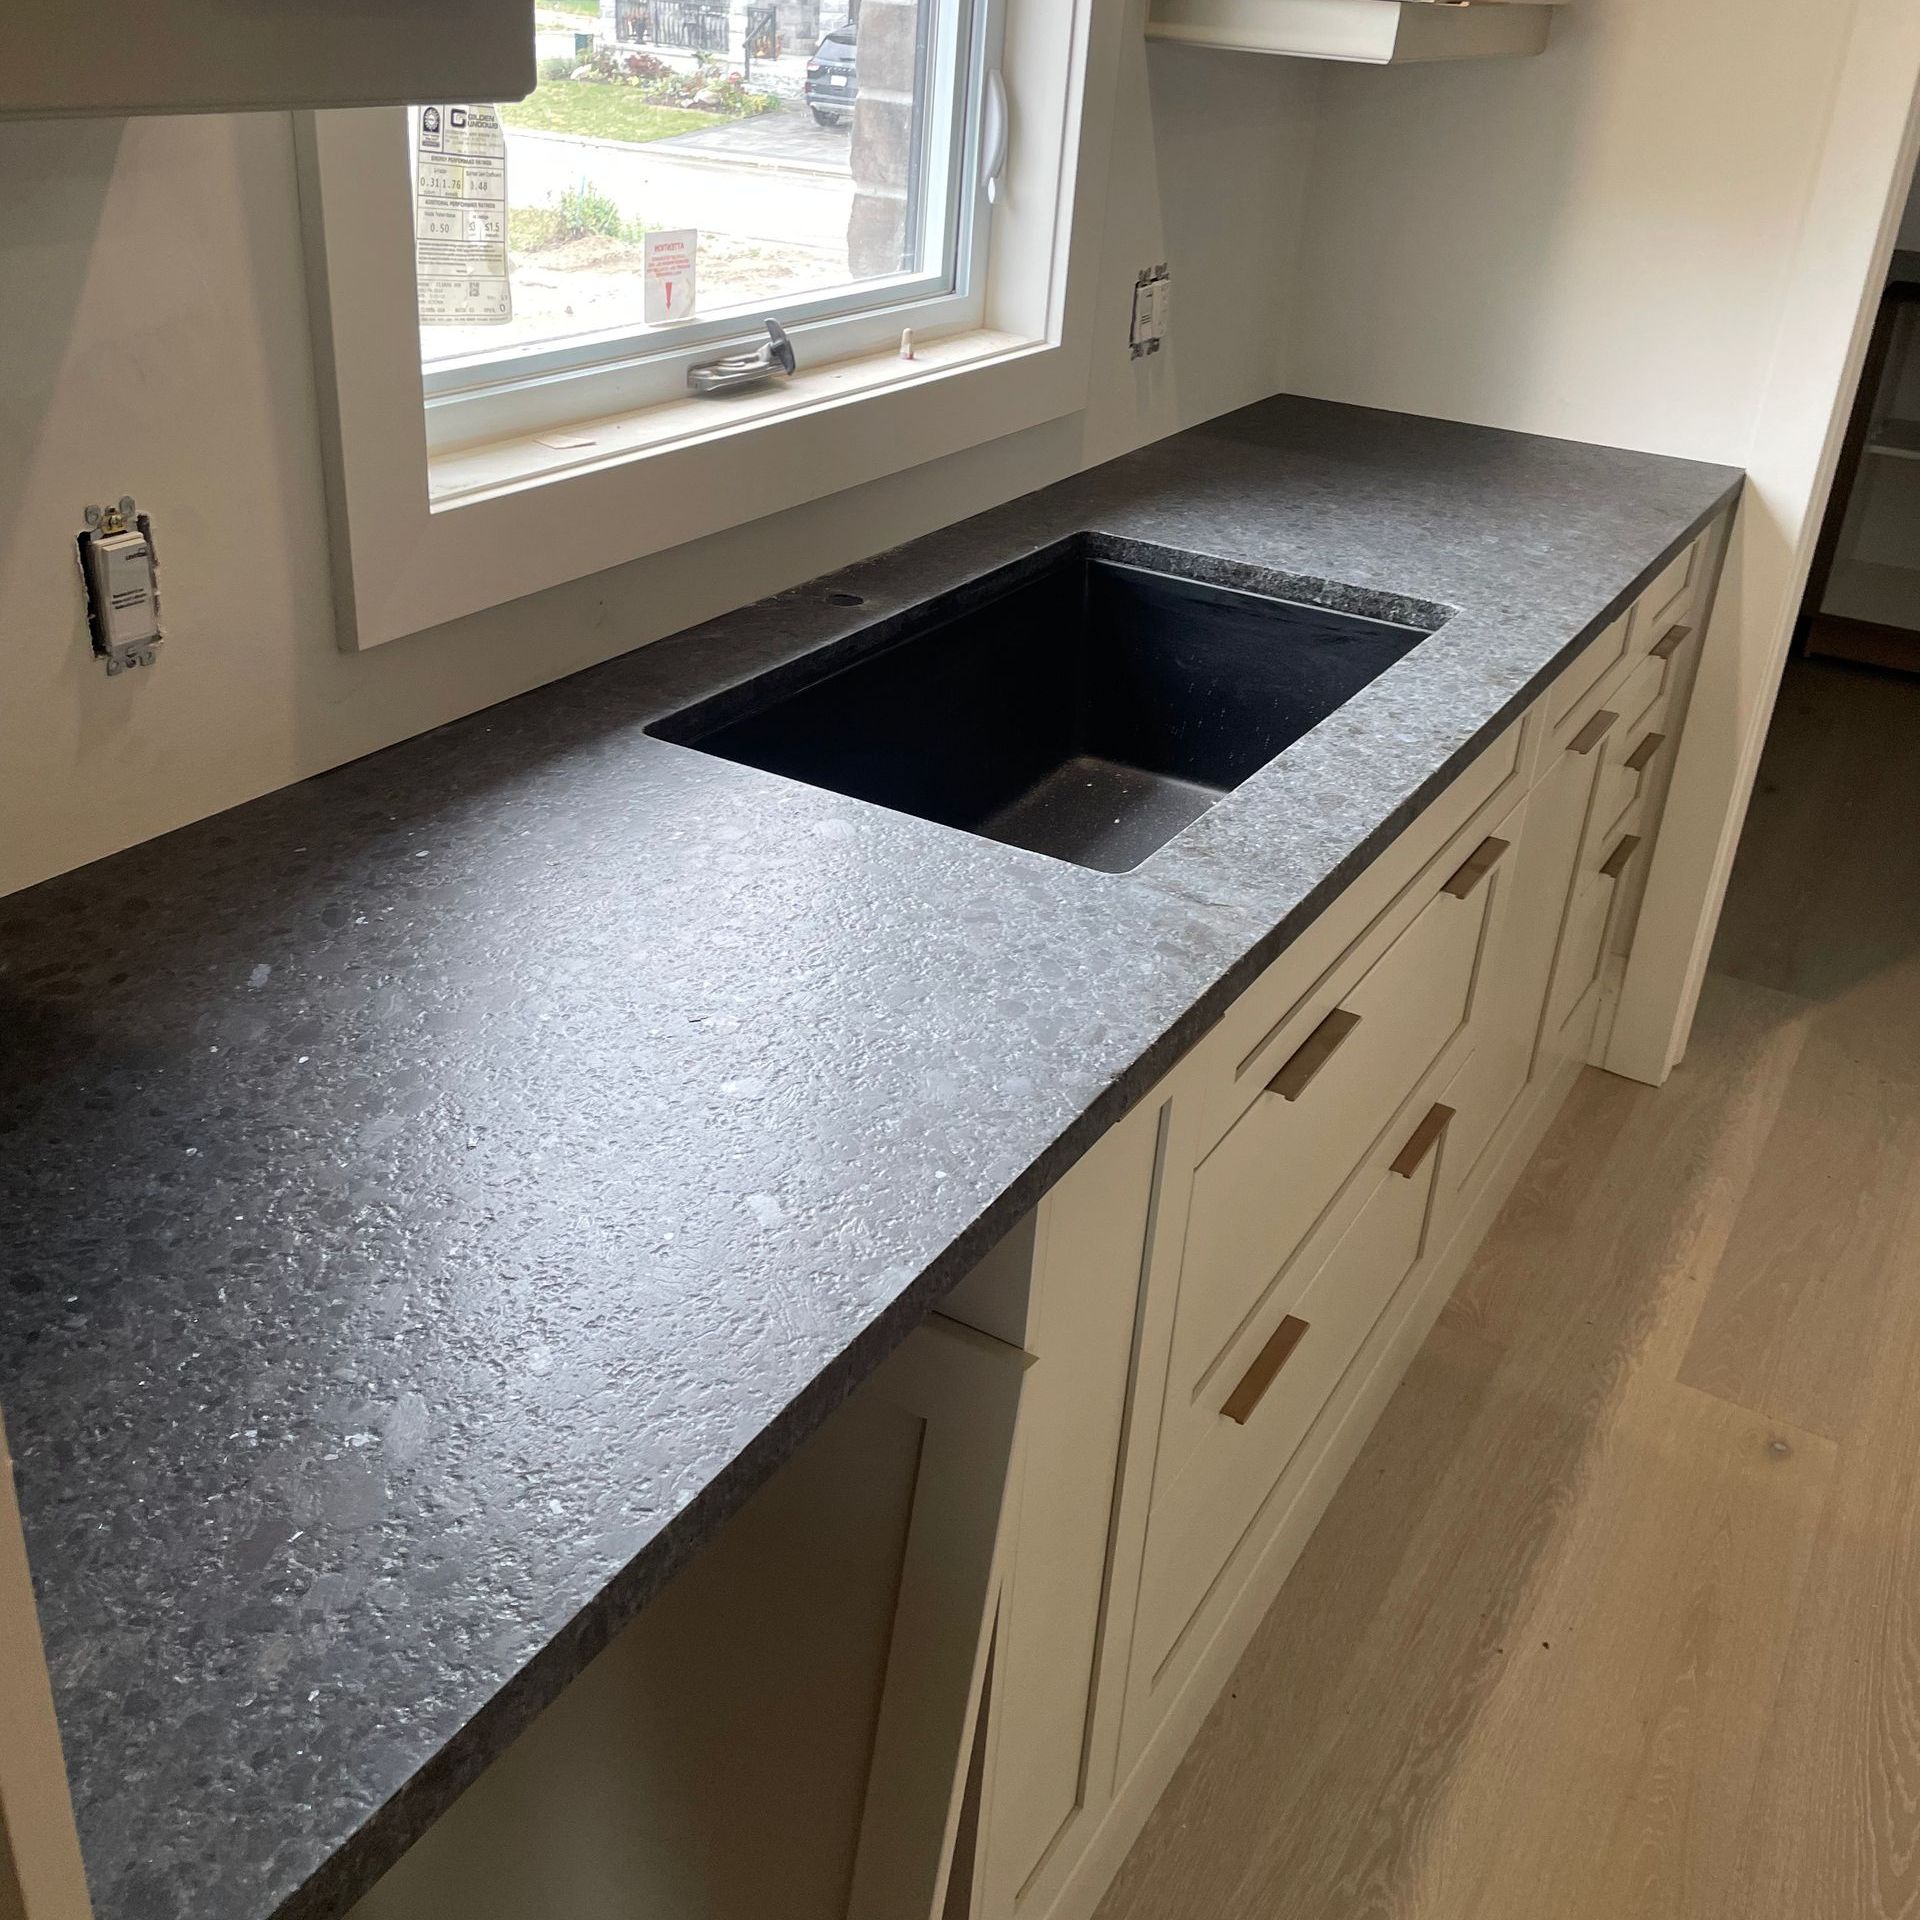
[1096,658,1920,1920]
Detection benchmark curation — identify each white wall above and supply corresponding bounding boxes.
[1286,0,1920,1077]
[0,20,1322,898]
[1290,0,1855,462]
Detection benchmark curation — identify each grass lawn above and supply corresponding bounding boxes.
[503,82,730,144]
[542,0,600,14]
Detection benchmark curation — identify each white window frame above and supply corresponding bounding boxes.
[420,0,993,451]
[294,0,1119,652]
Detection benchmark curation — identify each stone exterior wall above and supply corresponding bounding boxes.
[776,0,826,42]
[848,0,918,276]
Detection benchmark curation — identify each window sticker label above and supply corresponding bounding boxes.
[416,104,511,326]
[644,230,698,327]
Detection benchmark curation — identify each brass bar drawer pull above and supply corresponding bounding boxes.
[1222,1314,1310,1425]
[1600,834,1642,883]
[1267,1008,1361,1102]
[1390,1102,1455,1180]
[1441,835,1511,901]
[1624,732,1665,774]
[1568,709,1619,756]
[1649,623,1692,661]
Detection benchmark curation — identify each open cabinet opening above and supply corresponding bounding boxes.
[342,1315,1021,1920]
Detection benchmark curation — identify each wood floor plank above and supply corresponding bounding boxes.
[1677,1023,1920,1441]
[1448,970,1808,1366]
[1724,1181,1920,1920]
[1712,662,1920,1003]
[1710,664,1862,994]
[1447,1381,1835,1920]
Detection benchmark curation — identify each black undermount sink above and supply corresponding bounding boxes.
[651,535,1447,875]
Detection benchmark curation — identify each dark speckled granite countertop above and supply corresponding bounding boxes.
[0,398,1741,1920]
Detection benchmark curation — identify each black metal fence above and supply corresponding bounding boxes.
[615,1,730,52]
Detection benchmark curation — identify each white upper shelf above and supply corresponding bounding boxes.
[1146,0,1566,64]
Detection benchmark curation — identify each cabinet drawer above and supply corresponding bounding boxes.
[1192,722,1522,1161]
[1548,611,1630,735]
[1594,706,1668,838]
[1628,534,1703,651]
[1134,1115,1442,1685]
[1170,863,1495,1439]
[1614,650,1669,735]
[1544,815,1640,1042]
[1433,792,1536,1213]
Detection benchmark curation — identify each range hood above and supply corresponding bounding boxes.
[1146,0,1563,63]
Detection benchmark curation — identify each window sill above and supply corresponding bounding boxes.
[430,327,1038,511]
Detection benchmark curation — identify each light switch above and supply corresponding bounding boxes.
[1130,264,1171,359]
[77,497,161,675]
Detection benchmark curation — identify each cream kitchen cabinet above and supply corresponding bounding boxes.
[295,514,1727,1920]
[951,511,1730,1920]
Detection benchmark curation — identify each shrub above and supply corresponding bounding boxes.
[511,185,642,251]
[537,53,576,83]
[556,181,627,239]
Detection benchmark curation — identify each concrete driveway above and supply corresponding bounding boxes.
[655,97,851,171]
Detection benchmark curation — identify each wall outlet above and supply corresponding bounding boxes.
[1130,264,1171,359]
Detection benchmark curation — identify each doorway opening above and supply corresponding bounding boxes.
[1797,160,1920,675]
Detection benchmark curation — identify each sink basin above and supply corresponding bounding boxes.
[652,537,1445,874]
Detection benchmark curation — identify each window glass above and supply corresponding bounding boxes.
[418,0,976,374]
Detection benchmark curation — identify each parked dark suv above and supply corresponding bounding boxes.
[805,20,856,126]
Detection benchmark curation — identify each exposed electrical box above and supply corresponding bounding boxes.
[77,498,162,676]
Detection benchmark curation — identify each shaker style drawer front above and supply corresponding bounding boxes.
[1628,535,1702,651]
[1427,792,1535,1214]
[1133,1115,1443,1687]
[1596,711,1670,838]
[1548,611,1630,736]
[1193,723,1523,1161]
[1169,864,1495,1447]
[1613,650,1669,737]
[1544,814,1641,1046]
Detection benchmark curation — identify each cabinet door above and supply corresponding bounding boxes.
[348,1317,1024,1920]
[1527,704,1620,1086]
[972,1095,1177,1920]
[1431,787,1535,1212]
